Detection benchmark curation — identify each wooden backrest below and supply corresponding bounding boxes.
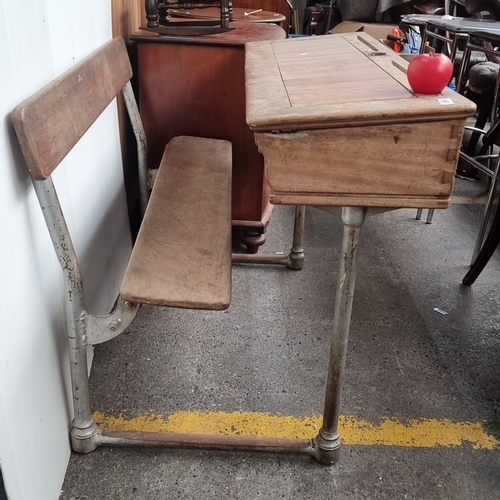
[12,37,132,180]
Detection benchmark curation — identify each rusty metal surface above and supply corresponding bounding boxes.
[100,430,315,455]
[232,253,290,265]
[32,178,98,453]
[316,207,367,465]
[122,81,149,218]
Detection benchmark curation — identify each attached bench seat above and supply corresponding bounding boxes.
[121,136,232,311]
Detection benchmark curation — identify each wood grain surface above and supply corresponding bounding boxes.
[245,32,476,131]
[273,36,410,107]
[112,0,145,42]
[12,37,132,180]
[232,0,292,34]
[131,21,285,46]
[169,7,285,25]
[121,136,232,310]
[255,120,464,208]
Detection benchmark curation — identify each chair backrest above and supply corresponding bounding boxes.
[12,37,132,180]
[482,116,500,146]
[465,0,500,19]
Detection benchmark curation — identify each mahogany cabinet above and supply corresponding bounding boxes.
[131,23,286,252]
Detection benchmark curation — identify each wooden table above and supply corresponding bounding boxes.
[169,6,286,27]
[131,23,285,253]
[245,32,476,464]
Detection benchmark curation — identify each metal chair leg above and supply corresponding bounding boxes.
[471,156,500,263]
[416,208,434,223]
[426,209,435,224]
[464,194,500,285]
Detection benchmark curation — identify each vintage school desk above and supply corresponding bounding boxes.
[245,32,476,463]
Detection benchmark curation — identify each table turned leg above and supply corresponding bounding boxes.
[240,230,267,254]
[314,207,367,465]
[288,205,306,270]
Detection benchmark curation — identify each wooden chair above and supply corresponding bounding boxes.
[12,36,306,457]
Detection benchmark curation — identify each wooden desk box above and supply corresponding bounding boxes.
[245,33,477,209]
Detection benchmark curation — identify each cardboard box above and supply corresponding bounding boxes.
[329,21,397,42]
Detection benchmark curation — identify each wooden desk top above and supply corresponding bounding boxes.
[245,32,476,132]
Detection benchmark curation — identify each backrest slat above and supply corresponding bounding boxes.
[12,37,132,180]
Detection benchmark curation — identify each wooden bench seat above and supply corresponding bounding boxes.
[12,37,236,456]
[121,136,232,310]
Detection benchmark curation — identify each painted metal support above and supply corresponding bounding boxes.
[33,178,140,452]
[32,178,98,453]
[314,207,367,465]
[122,81,149,217]
[99,431,315,456]
[85,298,139,345]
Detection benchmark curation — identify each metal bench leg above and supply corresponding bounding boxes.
[314,207,367,465]
[33,179,99,453]
[416,208,423,220]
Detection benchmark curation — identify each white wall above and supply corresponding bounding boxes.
[0,1,132,499]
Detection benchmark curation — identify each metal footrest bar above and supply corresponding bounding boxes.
[99,430,316,457]
[232,253,290,265]
[232,205,306,270]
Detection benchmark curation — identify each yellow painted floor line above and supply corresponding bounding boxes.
[94,411,500,450]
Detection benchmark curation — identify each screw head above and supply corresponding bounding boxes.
[108,320,120,332]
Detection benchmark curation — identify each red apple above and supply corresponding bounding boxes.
[407,53,453,94]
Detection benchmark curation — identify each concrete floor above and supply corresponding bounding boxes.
[61,181,500,500]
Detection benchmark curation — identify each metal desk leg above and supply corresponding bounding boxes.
[314,206,367,465]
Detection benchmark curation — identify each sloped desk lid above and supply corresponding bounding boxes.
[245,32,476,132]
